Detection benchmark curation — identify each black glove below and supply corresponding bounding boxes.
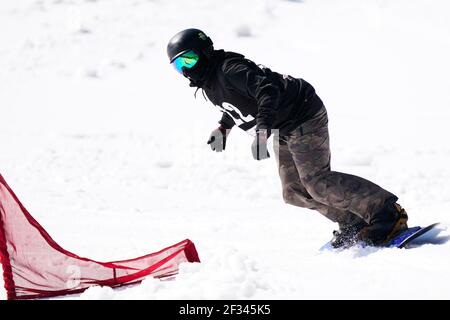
[252,129,270,160]
[207,125,229,152]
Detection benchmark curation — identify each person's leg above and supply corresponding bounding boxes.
[286,106,405,233]
[275,134,365,227]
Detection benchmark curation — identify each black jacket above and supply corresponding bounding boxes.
[198,50,324,136]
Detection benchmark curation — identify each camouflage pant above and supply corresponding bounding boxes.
[274,106,398,226]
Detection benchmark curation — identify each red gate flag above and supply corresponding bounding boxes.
[0,174,200,300]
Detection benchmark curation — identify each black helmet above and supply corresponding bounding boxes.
[167,28,213,63]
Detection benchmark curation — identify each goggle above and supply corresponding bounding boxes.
[171,50,199,74]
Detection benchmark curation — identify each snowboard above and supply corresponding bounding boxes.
[320,222,441,251]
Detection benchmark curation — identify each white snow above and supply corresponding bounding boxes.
[1,0,450,300]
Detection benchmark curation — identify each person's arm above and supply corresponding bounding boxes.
[222,60,281,131]
[218,112,235,130]
[223,59,279,160]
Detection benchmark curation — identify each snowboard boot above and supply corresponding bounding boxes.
[357,201,408,246]
[331,220,368,249]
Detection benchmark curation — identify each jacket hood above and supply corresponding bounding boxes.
[189,50,245,89]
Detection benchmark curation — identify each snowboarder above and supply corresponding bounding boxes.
[166,28,409,248]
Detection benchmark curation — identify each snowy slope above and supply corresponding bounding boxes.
[1,0,450,299]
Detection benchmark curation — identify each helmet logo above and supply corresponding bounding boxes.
[198,32,207,41]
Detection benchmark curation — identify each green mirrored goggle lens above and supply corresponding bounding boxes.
[172,50,199,74]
